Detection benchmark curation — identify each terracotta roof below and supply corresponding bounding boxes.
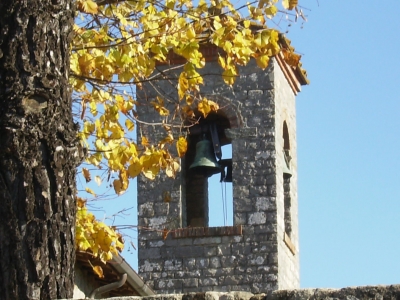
[278,34,309,86]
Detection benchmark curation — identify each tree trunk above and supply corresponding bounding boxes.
[0,0,77,299]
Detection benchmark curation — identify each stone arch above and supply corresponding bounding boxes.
[183,95,239,228]
[201,94,243,130]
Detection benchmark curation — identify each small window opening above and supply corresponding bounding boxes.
[184,113,231,228]
[283,176,292,236]
[283,121,292,237]
[283,121,291,159]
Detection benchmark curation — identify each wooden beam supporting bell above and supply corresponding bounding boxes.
[219,159,232,182]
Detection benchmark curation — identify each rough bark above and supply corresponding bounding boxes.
[0,0,77,299]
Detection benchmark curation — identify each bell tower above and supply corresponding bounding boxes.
[136,40,308,294]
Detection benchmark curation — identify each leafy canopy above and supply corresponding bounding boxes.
[72,0,303,269]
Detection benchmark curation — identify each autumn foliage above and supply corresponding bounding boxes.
[72,0,303,269]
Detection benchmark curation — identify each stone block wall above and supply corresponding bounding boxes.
[139,225,278,293]
[66,285,400,300]
[137,56,300,294]
[273,58,299,290]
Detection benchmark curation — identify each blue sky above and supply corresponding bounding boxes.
[88,0,400,289]
[289,1,400,287]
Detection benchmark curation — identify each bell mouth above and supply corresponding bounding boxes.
[190,165,222,177]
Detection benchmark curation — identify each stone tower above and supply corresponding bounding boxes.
[136,40,308,294]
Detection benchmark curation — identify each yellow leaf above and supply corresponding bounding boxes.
[118,71,133,83]
[213,18,223,30]
[85,187,96,196]
[92,266,104,278]
[86,153,102,166]
[258,0,268,8]
[140,150,161,180]
[282,0,297,10]
[120,169,129,192]
[115,12,128,26]
[125,119,135,131]
[77,238,91,251]
[186,26,196,40]
[218,55,226,69]
[183,62,203,85]
[176,136,188,158]
[75,195,125,263]
[89,101,97,116]
[159,107,170,116]
[128,142,138,157]
[113,169,129,195]
[78,53,95,75]
[198,99,219,118]
[222,67,237,85]
[95,176,102,186]
[159,134,174,149]
[82,168,91,183]
[70,53,81,75]
[113,179,123,195]
[109,123,124,139]
[186,96,194,106]
[181,105,194,118]
[151,97,170,116]
[265,5,278,18]
[198,99,211,118]
[115,238,124,252]
[223,41,232,53]
[178,72,189,100]
[165,159,180,178]
[77,0,98,14]
[128,158,142,178]
[208,100,220,112]
[141,136,150,147]
[82,121,95,138]
[142,165,160,180]
[165,0,175,9]
[100,251,113,262]
[77,197,86,208]
[255,53,270,69]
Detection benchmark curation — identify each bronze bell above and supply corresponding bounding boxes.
[189,138,221,177]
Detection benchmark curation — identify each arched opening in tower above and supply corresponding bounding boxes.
[183,112,232,228]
